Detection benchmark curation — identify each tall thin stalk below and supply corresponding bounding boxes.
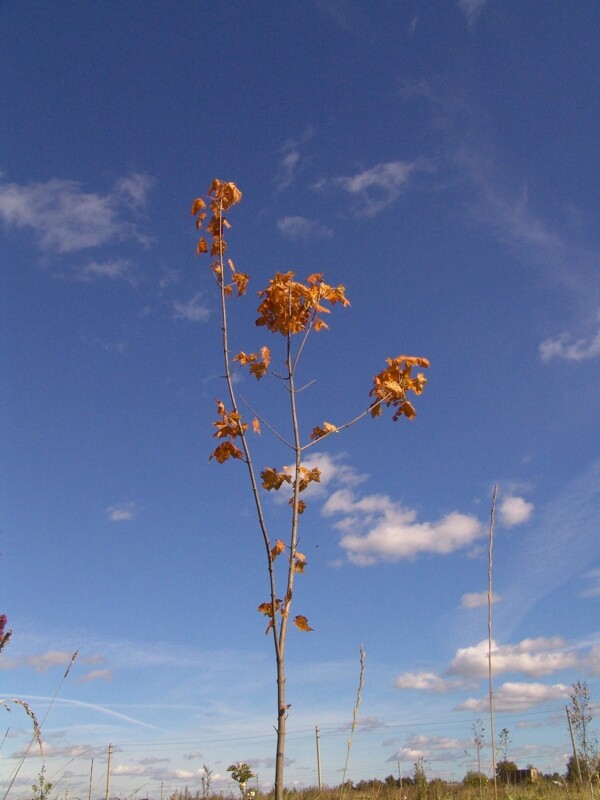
[488,486,498,800]
[340,644,366,796]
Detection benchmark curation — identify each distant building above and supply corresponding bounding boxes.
[511,768,539,784]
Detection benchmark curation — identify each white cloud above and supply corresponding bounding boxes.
[272,452,367,507]
[498,495,534,527]
[26,650,73,672]
[456,681,569,712]
[387,746,427,762]
[394,671,460,693]
[277,215,333,241]
[461,591,502,609]
[458,0,486,27]
[540,329,600,362]
[448,637,578,679]
[75,259,137,284]
[405,734,468,752]
[322,489,482,564]
[77,668,113,683]
[0,173,153,253]
[173,292,211,322]
[317,159,431,217]
[105,502,137,522]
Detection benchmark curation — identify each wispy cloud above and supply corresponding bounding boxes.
[540,328,600,362]
[580,569,600,599]
[105,502,137,522]
[315,159,432,217]
[492,459,600,634]
[276,147,301,190]
[498,495,534,528]
[458,0,487,28]
[394,671,462,693]
[75,259,137,285]
[0,173,154,253]
[461,591,502,609]
[77,668,113,683]
[275,130,313,189]
[277,215,333,241]
[456,681,569,712]
[322,489,482,564]
[173,292,210,323]
[17,695,165,731]
[455,150,600,354]
[26,650,74,672]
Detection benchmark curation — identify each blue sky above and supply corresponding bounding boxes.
[2,0,600,796]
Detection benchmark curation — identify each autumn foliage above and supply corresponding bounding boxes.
[191,179,428,798]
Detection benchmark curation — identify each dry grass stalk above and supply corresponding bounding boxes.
[340,644,366,796]
[487,485,498,800]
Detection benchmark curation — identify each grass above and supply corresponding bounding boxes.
[169,781,589,800]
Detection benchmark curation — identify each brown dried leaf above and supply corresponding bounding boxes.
[270,539,286,561]
[293,615,314,632]
[191,198,206,215]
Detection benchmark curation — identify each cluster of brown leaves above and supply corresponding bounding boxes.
[260,465,321,515]
[234,346,271,380]
[191,180,248,295]
[270,540,307,572]
[209,399,247,463]
[258,592,313,634]
[256,272,350,335]
[258,539,313,633]
[309,421,338,440]
[369,355,430,421]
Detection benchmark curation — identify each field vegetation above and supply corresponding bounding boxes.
[167,775,594,800]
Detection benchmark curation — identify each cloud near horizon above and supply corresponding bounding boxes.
[448,637,579,679]
[0,173,153,253]
[456,681,569,712]
[394,671,462,693]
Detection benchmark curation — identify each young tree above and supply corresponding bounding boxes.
[192,181,429,800]
[463,771,488,787]
[471,720,486,800]
[496,760,518,784]
[200,764,213,800]
[31,767,53,800]
[227,763,254,799]
[568,680,599,791]
[413,757,428,800]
